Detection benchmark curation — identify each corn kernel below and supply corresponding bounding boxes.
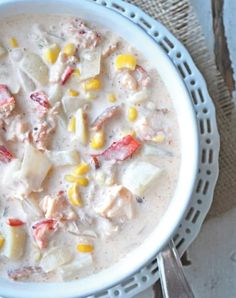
[128,107,138,122]
[76,177,89,187]
[74,163,90,176]
[115,54,137,71]
[68,184,82,207]
[0,235,5,249]
[43,44,60,64]
[9,38,18,48]
[107,93,116,103]
[152,133,165,143]
[68,89,79,97]
[65,174,77,183]
[83,78,101,92]
[72,68,81,78]
[68,116,76,133]
[77,243,94,253]
[63,43,76,56]
[90,130,105,149]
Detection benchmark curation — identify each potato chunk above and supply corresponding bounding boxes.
[40,247,73,273]
[2,224,26,260]
[19,143,52,192]
[20,52,49,86]
[122,161,162,196]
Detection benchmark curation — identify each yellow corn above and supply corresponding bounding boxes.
[68,116,76,133]
[68,184,82,207]
[74,163,90,176]
[83,78,101,92]
[9,38,18,48]
[63,43,76,56]
[115,54,137,71]
[76,177,89,187]
[68,89,79,97]
[77,243,94,253]
[43,44,60,64]
[152,133,165,143]
[65,175,77,183]
[107,93,116,103]
[128,107,138,122]
[90,130,105,149]
[72,68,81,78]
[0,235,5,249]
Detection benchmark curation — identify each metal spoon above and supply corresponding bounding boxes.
[157,240,195,298]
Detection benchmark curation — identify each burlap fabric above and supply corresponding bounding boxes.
[128,0,236,218]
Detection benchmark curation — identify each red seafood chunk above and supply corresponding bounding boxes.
[0,145,13,163]
[30,91,50,109]
[0,84,15,117]
[92,135,141,163]
[32,219,57,249]
[61,66,74,85]
[7,218,25,227]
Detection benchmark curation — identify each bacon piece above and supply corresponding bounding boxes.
[0,84,15,118]
[61,66,74,85]
[0,145,13,163]
[92,105,121,131]
[30,91,50,109]
[92,135,141,163]
[6,218,25,227]
[32,219,57,249]
[8,266,42,281]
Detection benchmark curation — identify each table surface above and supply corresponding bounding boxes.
[136,0,236,297]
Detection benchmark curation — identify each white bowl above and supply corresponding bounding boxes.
[0,0,199,297]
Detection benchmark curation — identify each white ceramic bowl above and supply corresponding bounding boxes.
[0,0,199,297]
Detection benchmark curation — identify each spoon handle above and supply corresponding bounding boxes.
[157,240,194,298]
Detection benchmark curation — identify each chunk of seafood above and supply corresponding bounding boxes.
[40,192,77,221]
[94,185,134,221]
[0,145,13,163]
[32,219,57,249]
[0,84,15,118]
[91,105,121,131]
[66,18,101,49]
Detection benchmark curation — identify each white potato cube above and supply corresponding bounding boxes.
[80,49,101,80]
[17,69,36,92]
[2,224,26,260]
[122,161,162,196]
[20,52,49,86]
[60,254,93,281]
[19,143,52,192]
[62,96,89,116]
[40,247,73,273]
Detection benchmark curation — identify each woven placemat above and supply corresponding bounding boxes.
[128,0,236,219]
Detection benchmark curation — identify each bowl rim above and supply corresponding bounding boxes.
[0,0,199,297]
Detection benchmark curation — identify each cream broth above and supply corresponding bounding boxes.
[0,14,180,282]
